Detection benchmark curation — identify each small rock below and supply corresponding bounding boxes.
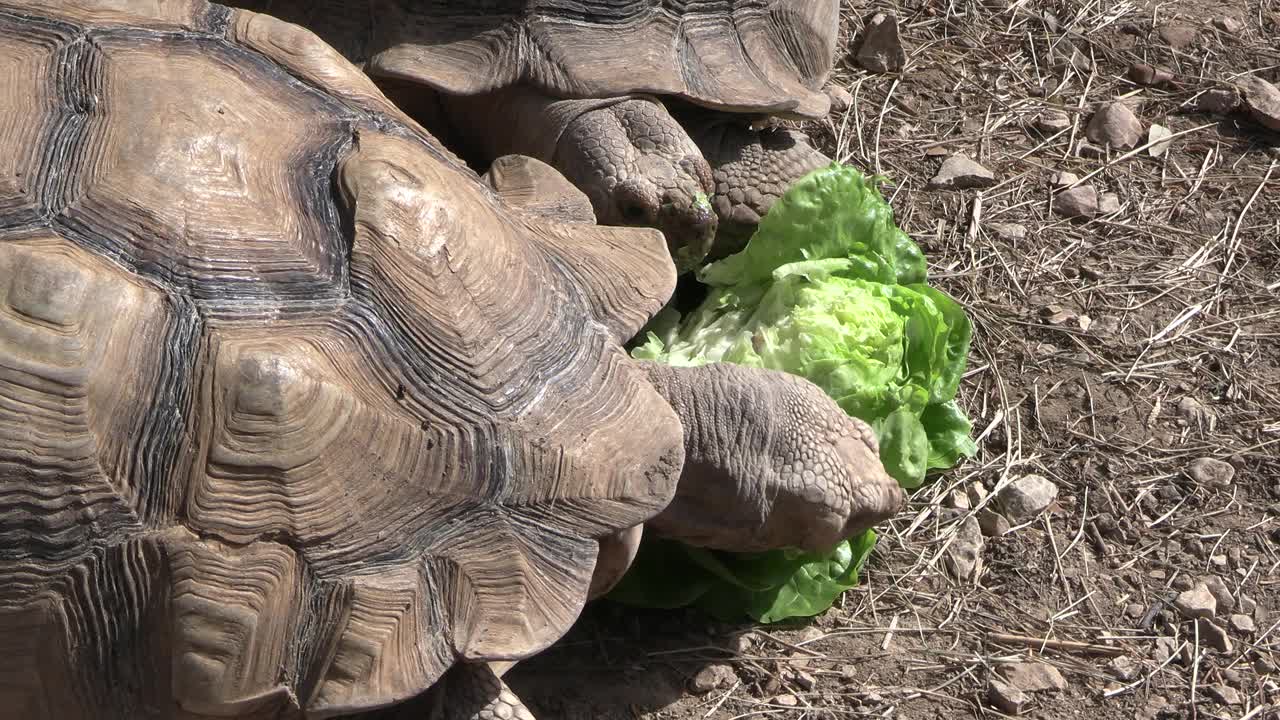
[1138,695,1170,720]
[996,475,1059,524]
[1172,575,1195,592]
[1124,602,1145,619]
[1206,684,1243,706]
[1129,63,1174,86]
[1211,554,1228,567]
[929,154,997,189]
[1035,110,1072,133]
[1087,102,1144,149]
[1001,662,1068,692]
[793,669,817,691]
[1174,584,1217,620]
[1154,636,1180,664]
[946,489,971,510]
[690,664,738,694]
[1198,88,1242,114]
[1213,16,1246,33]
[1204,576,1236,614]
[1052,170,1080,186]
[1099,193,1121,215]
[990,223,1027,241]
[1157,22,1198,49]
[987,679,1028,715]
[1050,42,1092,72]
[773,694,799,707]
[978,508,1011,537]
[1197,619,1233,653]
[1221,668,1242,685]
[944,516,985,580]
[1188,458,1235,487]
[1108,655,1138,681]
[826,85,854,113]
[1178,396,1211,424]
[1253,656,1276,674]
[856,13,906,73]
[1054,185,1099,219]
[1230,614,1256,634]
[1237,76,1280,131]
[1148,124,1174,158]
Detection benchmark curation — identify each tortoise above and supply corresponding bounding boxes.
[234,0,838,269]
[0,2,902,719]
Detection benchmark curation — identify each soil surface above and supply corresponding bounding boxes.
[507,0,1280,717]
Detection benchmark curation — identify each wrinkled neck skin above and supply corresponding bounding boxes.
[672,106,832,259]
[441,87,716,272]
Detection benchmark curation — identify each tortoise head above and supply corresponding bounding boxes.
[554,98,717,272]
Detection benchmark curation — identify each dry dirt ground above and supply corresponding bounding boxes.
[504,1,1280,718]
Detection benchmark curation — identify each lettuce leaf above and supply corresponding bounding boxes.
[614,163,976,621]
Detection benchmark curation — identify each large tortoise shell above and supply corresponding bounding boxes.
[0,2,683,717]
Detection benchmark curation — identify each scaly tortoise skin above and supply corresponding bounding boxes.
[235,0,838,267]
[0,2,903,718]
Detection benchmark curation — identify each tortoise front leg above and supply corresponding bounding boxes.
[428,663,535,720]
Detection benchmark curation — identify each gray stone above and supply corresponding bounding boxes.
[1054,185,1098,219]
[856,13,906,73]
[1128,63,1174,86]
[1001,662,1068,692]
[978,508,1011,537]
[1204,576,1235,614]
[1087,102,1144,149]
[1206,684,1243,706]
[1148,124,1174,158]
[773,693,799,707]
[690,664,738,694]
[1157,23,1198,49]
[1124,602,1145,619]
[1197,619,1233,653]
[1237,77,1280,131]
[1198,88,1242,114]
[1213,16,1246,33]
[997,475,1059,523]
[1188,458,1235,487]
[1229,614,1256,634]
[1052,170,1081,186]
[1108,655,1138,681]
[1099,192,1121,215]
[929,154,997,189]
[1174,584,1217,620]
[1154,636,1180,664]
[1035,110,1072,133]
[987,679,1028,715]
[944,516,985,580]
[990,223,1027,241]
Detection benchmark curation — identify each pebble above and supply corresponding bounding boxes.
[1052,170,1080,186]
[1188,458,1235,487]
[1157,22,1198,49]
[1154,636,1180,664]
[990,223,1027,241]
[1124,602,1145,619]
[1108,655,1138,681]
[929,154,997,189]
[1035,110,1072,132]
[996,475,1059,523]
[1197,618,1233,653]
[1098,192,1121,215]
[1198,88,1242,114]
[856,13,906,73]
[1087,102,1144,149]
[1204,576,1235,614]
[978,508,1011,537]
[773,694,799,707]
[1000,662,1068,693]
[1128,63,1174,86]
[1239,595,1257,615]
[1229,614,1256,634]
[1054,185,1098,218]
[1206,684,1243,706]
[987,679,1028,715]
[1237,76,1280,131]
[690,664,738,694]
[1174,584,1217,620]
[1213,16,1246,33]
[944,516,985,580]
[1148,124,1173,158]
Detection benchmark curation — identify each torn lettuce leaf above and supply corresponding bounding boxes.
[615,163,976,622]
